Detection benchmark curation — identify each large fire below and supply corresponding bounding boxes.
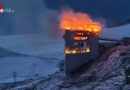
[60,10,102,33]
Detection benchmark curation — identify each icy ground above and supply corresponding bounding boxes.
[0,34,64,83]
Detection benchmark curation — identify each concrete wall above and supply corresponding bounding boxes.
[65,53,91,75]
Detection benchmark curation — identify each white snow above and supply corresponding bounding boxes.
[0,34,64,58]
[0,56,59,83]
[100,24,130,40]
[0,34,64,83]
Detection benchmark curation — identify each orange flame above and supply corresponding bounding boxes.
[60,10,102,33]
[74,36,88,40]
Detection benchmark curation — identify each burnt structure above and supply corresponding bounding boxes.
[64,30,99,75]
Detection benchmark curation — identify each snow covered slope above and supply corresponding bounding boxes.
[100,24,130,40]
[10,45,130,90]
[0,23,130,85]
[0,56,59,83]
[0,34,64,59]
[0,34,64,84]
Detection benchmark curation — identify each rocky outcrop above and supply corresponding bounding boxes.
[35,45,130,90]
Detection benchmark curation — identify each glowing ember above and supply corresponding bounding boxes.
[60,10,102,33]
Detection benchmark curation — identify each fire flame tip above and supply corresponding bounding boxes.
[59,9,102,33]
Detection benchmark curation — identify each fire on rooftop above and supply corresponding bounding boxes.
[60,10,103,76]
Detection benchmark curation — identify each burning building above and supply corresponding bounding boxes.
[60,10,102,75]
